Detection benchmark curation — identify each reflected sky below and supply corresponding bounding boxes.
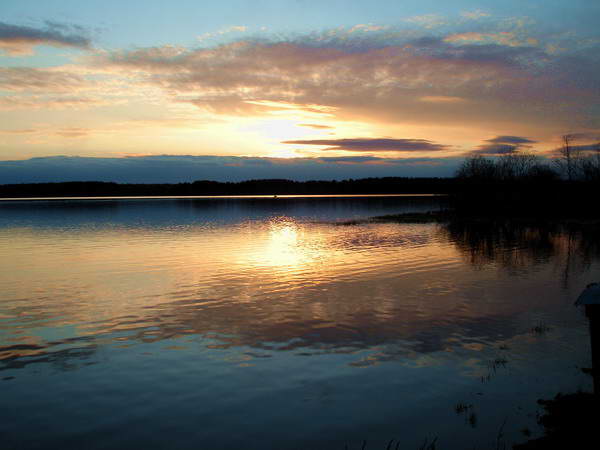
[0,195,443,229]
[0,199,598,450]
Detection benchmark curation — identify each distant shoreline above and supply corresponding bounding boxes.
[0,193,445,202]
[0,178,456,199]
[2,178,599,221]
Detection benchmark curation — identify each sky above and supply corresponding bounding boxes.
[1,0,599,183]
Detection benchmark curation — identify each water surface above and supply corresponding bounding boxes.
[0,196,597,449]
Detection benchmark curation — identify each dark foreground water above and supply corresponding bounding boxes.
[0,196,598,450]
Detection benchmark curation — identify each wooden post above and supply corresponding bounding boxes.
[576,283,600,395]
[585,305,600,395]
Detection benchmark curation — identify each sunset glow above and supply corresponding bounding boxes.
[1,1,599,182]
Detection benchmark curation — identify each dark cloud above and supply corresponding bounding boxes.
[281,138,448,152]
[549,143,600,156]
[566,132,600,141]
[316,156,382,163]
[572,144,600,153]
[0,155,459,184]
[472,135,537,155]
[0,21,91,55]
[43,20,87,35]
[485,136,537,145]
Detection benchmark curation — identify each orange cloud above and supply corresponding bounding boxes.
[0,95,109,110]
[298,124,334,129]
[89,35,598,134]
[444,31,525,47]
[3,21,599,160]
[0,67,90,92]
[419,96,466,103]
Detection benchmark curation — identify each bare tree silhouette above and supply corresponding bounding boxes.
[554,134,580,181]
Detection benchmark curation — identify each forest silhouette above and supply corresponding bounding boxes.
[2,139,600,217]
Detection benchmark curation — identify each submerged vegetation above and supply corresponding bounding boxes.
[530,322,551,336]
[513,391,599,450]
[341,389,598,449]
[341,437,438,450]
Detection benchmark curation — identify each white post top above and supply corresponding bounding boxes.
[576,283,600,306]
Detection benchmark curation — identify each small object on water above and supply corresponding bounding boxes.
[454,402,472,414]
[576,282,600,306]
[575,282,600,394]
[531,322,551,335]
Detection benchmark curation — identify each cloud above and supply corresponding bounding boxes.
[281,138,448,153]
[461,10,491,20]
[0,66,131,111]
[486,136,537,145]
[349,24,387,33]
[53,127,91,138]
[0,128,37,135]
[88,26,600,133]
[548,143,600,157]
[297,123,334,129]
[0,95,108,110]
[444,31,527,47]
[0,117,218,143]
[564,132,600,142]
[0,155,460,184]
[316,156,382,163]
[419,96,466,103]
[548,133,600,156]
[0,126,93,140]
[3,15,599,157]
[404,14,447,29]
[0,67,89,92]
[571,144,600,154]
[472,135,537,155]
[198,25,248,42]
[0,21,91,56]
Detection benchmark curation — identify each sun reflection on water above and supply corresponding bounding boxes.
[264,218,303,267]
[241,217,325,270]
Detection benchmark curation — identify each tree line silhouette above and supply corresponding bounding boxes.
[2,135,599,217]
[451,135,600,215]
[0,177,456,198]
[457,137,600,183]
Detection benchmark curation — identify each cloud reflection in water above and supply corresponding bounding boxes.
[2,212,598,372]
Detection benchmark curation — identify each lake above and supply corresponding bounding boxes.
[0,196,597,450]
